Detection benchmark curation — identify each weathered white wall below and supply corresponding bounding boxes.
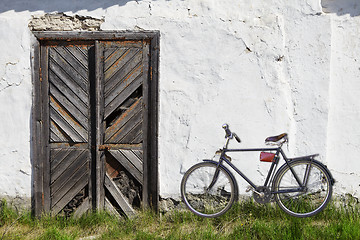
[0,10,33,205]
[323,0,360,197]
[0,0,359,206]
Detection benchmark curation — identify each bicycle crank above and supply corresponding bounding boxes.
[253,186,272,204]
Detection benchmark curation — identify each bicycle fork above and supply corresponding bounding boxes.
[206,163,222,191]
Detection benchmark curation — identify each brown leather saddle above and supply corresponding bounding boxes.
[265,133,288,143]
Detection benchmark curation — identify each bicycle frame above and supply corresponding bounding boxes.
[182,124,334,218]
[211,138,310,195]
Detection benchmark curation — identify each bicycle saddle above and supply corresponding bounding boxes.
[265,133,288,143]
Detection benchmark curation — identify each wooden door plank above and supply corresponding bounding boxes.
[105,63,143,108]
[50,122,68,142]
[49,59,89,106]
[51,173,89,215]
[104,47,120,62]
[49,49,88,94]
[104,47,128,72]
[131,131,143,144]
[108,110,142,143]
[141,41,150,208]
[48,70,88,117]
[33,31,160,41]
[51,46,89,78]
[105,197,121,219]
[95,40,105,210]
[50,152,89,199]
[104,75,143,119]
[41,45,52,212]
[104,173,135,217]
[119,121,143,144]
[73,197,90,218]
[50,148,72,167]
[50,83,88,130]
[120,150,143,169]
[104,48,140,85]
[65,46,89,72]
[148,33,160,211]
[104,50,143,97]
[50,100,88,142]
[50,148,62,160]
[102,41,143,49]
[104,50,142,97]
[51,149,88,183]
[49,47,88,91]
[32,40,44,217]
[87,44,95,215]
[108,150,143,184]
[50,148,75,172]
[104,98,142,142]
[51,163,89,208]
[132,150,143,161]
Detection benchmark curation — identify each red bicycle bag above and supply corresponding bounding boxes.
[260,152,275,162]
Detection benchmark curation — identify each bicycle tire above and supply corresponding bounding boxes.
[272,159,333,217]
[180,161,238,218]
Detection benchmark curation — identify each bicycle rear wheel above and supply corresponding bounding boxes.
[272,159,332,217]
[180,161,238,218]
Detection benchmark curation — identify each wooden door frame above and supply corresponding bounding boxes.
[31,31,159,217]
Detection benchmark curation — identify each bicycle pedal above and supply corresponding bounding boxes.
[245,186,253,192]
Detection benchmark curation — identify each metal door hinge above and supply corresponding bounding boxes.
[98,145,111,151]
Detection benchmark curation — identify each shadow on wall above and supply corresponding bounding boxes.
[322,0,360,16]
[0,0,152,13]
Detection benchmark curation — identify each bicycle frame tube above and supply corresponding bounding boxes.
[220,156,257,189]
[302,158,314,187]
[278,148,307,188]
[220,147,306,191]
[221,147,280,189]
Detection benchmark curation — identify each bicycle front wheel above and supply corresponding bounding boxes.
[180,161,238,218]
[272,159,333,217]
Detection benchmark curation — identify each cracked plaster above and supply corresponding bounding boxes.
[0,0,359,206]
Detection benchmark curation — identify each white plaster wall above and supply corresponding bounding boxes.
[324,0,360,197]
[0,0,359,203]
[0,10,33,200]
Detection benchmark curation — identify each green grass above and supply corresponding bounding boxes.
[0,198,360,239]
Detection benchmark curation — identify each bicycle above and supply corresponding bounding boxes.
[180,124,335,218]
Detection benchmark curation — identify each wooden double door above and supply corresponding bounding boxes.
[32,32,159,217]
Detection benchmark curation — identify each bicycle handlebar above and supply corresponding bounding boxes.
[222,123,241,143]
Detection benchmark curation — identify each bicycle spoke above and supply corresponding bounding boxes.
[181,162,237,218]
[273,160,332,217]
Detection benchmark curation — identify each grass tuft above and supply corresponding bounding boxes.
[0,199,360,239]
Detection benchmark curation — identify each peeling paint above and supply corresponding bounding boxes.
[0,61,23,92]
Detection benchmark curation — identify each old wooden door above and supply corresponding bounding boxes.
[97,41,150,217]
[32,32,159,218]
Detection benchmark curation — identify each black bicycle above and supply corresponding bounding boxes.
[180,124,335,218]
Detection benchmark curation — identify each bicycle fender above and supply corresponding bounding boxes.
[311,159,336,186]
[288,154,319,161]
[300,158,335,186]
